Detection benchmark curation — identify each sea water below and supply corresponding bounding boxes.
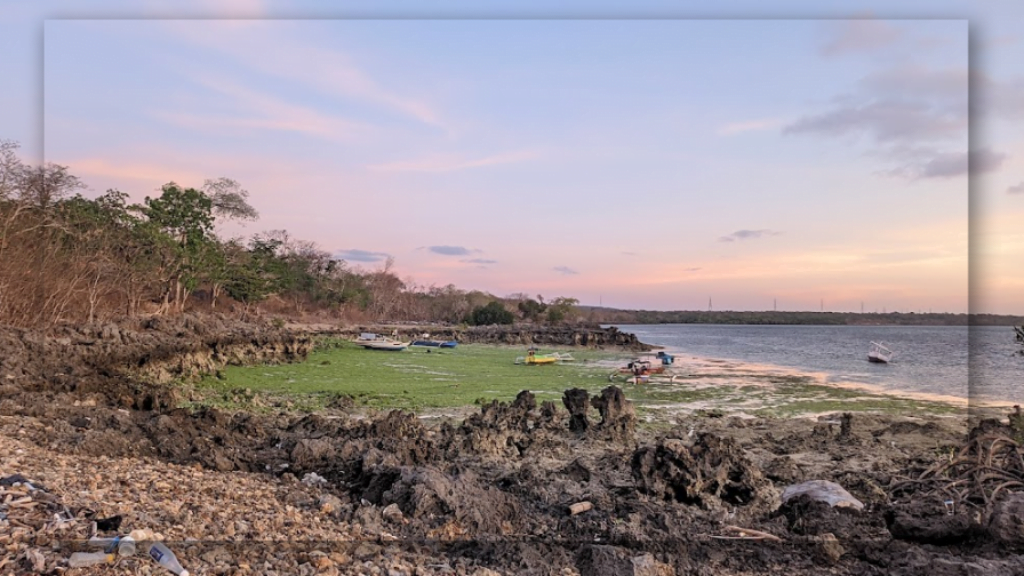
[609,324,1022,405]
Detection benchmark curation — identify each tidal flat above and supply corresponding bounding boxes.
[192,339,965,420]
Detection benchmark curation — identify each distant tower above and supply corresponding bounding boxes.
[820,299,823,312]
[861,301,864,314]
[708,297,712,312]
[774,298,776,312]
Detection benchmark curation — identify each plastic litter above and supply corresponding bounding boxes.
[302,471,328,486]
[88,534,136,556]
[146,540,189,576]
[68,551,115,568]
[781,480,865,510]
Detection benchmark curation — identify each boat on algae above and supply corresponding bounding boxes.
[514,347,575,365]
[354,333,410,351]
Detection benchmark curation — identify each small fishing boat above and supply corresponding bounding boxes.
[355,333,410,351]
[612,359,666,376]
[514,349,575,365]
[609,358,676,384]
[867,341,894,364]
[411,339,458,348]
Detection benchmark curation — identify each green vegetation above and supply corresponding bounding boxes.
[197,342,625,410]
[191,341,963,419]
[469,301,515,326]
[0,140,585,328]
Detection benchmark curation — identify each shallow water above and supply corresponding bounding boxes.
[609,324,1022,405]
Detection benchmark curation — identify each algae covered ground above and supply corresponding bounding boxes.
[197,341,626,410]
[193,339,963,419]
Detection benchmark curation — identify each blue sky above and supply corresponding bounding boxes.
[4,1,1023,314]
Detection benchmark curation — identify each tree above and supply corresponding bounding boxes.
[469,301,515,325]
[202,177,259,222]
[223,235,287,316]
[546,296,580,324]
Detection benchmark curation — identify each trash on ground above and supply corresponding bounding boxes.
[781,480,865,510]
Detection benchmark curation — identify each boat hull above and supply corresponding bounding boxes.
[411,340,458,348]
[359,342,409,351]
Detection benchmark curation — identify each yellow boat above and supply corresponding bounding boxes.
[514,349,574,365]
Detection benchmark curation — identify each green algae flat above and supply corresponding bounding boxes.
[191,339,963,418]
[196,341,625,410]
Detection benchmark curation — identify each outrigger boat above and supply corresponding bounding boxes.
[608,358,677,384]
[514,348,575,365]
[355,332,410,351]
[612,359,666,376]
[867,341,894,364]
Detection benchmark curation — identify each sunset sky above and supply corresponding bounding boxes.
[3,1,1023,314]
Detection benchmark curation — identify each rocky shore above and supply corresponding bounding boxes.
[291,322,653,350]
[3,315,1024,575]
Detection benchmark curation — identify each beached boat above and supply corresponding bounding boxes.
[609,358,677,384]
[514,349,575,365]
[411,339,458,348]
[355,333,410,351]
[612,359,666,376]
[868,341,894,364]
[1015,326,1024,343]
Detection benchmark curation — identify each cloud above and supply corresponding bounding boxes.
[462,258,497,264]
[367,150,538,173]
[428,245,473,256]
[165,22,444,129]
[878,148,1006,180]
[820,20,904,57]
[717,118,783,136]
[784,99,965,144]
[1008,182,1024,195]
[335,249,390,263]
[784,62,970,179]
[156,75,368,142]
[976,73,1024,120]
[719,229,781,243]
[553,266,579,275]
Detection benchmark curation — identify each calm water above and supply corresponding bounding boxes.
[609,324,1022,405]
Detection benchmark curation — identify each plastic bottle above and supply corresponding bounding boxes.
[68,551,114,568]
[87,535,135,556]
[118,535,136,557]
[146,541,189,576]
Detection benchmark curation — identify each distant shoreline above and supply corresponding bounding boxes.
[585,308,1024,326]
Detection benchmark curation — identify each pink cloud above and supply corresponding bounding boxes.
[162,21,445,129]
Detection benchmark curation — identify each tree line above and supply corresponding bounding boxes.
[0,141,581,329]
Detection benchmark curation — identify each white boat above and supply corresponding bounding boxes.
[867,341,894,364]
[355,332,410,351]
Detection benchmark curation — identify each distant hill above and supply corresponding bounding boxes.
[575,307,1024,327]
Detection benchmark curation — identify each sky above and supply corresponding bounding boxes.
[2,1,1023,315]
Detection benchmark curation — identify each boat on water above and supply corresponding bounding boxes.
[868,341,894,364]
[355,332,410,351]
